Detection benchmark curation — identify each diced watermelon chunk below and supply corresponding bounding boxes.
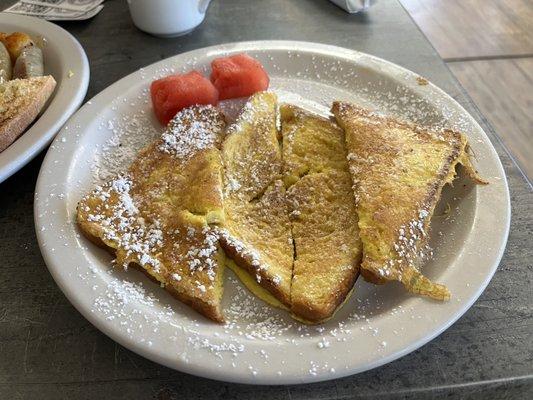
[150,70,219,126]
[210,54,269,100]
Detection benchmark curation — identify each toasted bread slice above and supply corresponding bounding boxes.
[219,92,294,307]
[77,105,227,322]
[0,75,56,152]
[281,105,361,323]
[332,102,487,300]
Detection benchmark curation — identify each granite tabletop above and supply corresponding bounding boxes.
[0,0,532,399]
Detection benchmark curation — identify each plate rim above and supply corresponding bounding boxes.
[0,13,89,183]
[34,40,511,385]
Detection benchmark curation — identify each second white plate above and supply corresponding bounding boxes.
[0,13,89,183]
[34,41,510,385]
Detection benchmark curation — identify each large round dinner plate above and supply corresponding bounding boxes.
[34,41,510,385]
[0,13,89,183]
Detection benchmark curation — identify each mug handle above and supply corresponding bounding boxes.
[198,0,212,13]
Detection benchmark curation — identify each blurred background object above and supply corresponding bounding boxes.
[3,0,104,21]
[330,0,376,13]
[127,0,212,37]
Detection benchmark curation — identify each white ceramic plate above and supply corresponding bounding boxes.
[0,13,89,183]
[35,41,510,385]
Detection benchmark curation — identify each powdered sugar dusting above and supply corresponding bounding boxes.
[93,106,160,183]
[158,105,225,158]
[82,174,164,271]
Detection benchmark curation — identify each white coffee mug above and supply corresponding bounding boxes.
[127,0,212,37]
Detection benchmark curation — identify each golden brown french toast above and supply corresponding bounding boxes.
[219,92,294,307]
[77,105,227,322]
[281,104,361,323]
[332,101,487,300]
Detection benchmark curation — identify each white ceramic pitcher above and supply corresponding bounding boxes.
[127,0,212,37]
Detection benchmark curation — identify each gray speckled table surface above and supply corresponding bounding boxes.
[0,0,532,399]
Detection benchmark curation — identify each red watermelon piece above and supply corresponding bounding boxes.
[150,70,219,126]
[210,54,269,100]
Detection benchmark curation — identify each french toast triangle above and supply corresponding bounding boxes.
[332,101,487,301]
[218,92,294,307]
[281,104,362,323]
[77,105,228,322]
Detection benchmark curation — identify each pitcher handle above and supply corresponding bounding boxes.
[198,0,212,13]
